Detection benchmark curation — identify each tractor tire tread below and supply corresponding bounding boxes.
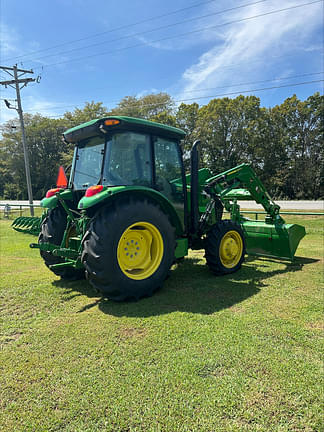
[204,219,246,275]
[81,198,175,301]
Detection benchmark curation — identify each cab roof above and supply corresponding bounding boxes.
[63,116,186,144]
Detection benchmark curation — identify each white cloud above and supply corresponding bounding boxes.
[179,0,323,97]
[23,96,76,117]
[0,23,20,58]
[135,35,176,51]
[134,33,197,51]
[0,22,42,64]
[0,22,56,71]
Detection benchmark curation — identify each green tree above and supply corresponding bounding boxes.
[0,114,70,199]
[176,102,199,148]
[276,93,323,199]
[0,119,16,198]
[110,93,174,119]
[248,106,290,197]
[108,96,141,117]
[140,93,174,119]
[63,101,109,128]
[196,95,262,174]
[150,111,177,127]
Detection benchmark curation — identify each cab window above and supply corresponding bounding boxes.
[73,137,105,189]
[154,137,184,203]
[103,132,151,186]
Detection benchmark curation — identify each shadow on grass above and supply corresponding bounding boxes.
[52,254,318,317]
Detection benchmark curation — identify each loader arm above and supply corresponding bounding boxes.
[205,163,283,224]
[204,163,305,261]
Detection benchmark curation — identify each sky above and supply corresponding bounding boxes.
[0,0,323,124]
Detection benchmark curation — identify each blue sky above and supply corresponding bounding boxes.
[0,0,323,124]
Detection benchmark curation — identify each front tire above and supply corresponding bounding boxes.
[81,198,175,301]
[205,220,245,275]
[39,206,85,280]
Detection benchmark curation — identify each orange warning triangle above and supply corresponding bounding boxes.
[56,166,68,188]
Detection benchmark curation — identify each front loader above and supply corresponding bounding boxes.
[13,116,305,300]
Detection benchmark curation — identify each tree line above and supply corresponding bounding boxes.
[0,92,322,200]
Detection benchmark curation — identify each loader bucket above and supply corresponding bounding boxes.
[241,220,306,261]
[12,216,42,236]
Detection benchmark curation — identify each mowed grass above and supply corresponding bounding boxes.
[0,216,323,432]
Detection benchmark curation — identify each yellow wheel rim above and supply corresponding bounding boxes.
[219,230,243,269]
[117,221,164,280]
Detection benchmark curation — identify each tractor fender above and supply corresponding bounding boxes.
[40,189,73,209]
[78,186,184,236]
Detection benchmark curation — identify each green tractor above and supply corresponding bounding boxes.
[14,116,305,301]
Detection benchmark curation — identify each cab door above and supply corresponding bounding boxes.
[153,136,187,231]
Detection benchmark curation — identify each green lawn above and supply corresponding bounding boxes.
[0,216,323,432]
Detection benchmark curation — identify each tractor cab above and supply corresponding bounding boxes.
[68,117,186,188]
[65,116,188,228]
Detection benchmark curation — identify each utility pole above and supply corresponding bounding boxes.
[0,65,38,216]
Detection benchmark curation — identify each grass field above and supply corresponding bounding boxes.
[0,216,323,432]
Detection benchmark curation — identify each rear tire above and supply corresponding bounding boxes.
[81,198,175,301]
[39,206,85,280]
[205,220,245,275]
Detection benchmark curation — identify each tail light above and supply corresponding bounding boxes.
[85,185,104,197]
[46,188,62,198]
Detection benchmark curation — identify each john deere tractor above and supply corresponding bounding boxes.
[13,116,305,301]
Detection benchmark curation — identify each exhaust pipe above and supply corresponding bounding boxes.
[190,140,200,234]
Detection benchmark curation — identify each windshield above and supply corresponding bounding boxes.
[73,137,105,189]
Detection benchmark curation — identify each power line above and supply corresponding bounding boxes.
[31,0,324,70]
[23,72,323,113]
[30,79,324,118]
[17,44,323,102]
[176,72,324,94]
[2,0,269,63]
[18,0,271,64]
[173,79,324,103]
